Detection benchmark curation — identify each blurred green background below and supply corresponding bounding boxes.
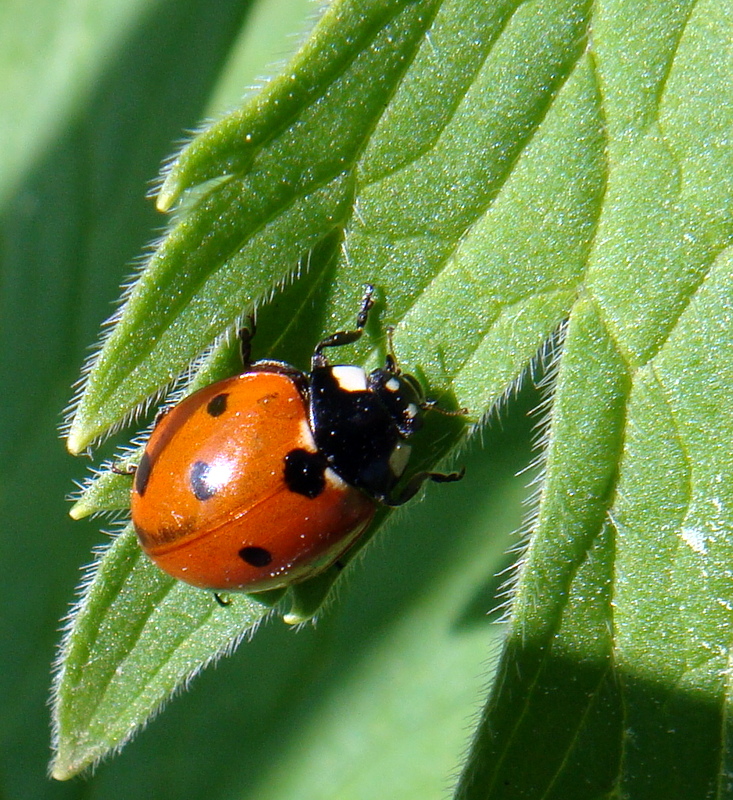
[0,1,536,797]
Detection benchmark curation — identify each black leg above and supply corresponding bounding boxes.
[383,326,400,375]
[154,406,172,427]
[214,592,231,607]
[238,314,257,367]
[111,462,137,476]
[312,284,375,368]
[385,467,465,506]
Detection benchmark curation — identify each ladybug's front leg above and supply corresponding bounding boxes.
[312,284,375,368]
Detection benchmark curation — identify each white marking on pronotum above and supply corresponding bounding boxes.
[325,467,348,490]
[331,366,368,392]
[298,418,318,452]
[406,403,419,419]
[385,377,400,392]
[389,442,412,477]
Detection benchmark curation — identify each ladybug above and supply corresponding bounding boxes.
[129,286,463,594]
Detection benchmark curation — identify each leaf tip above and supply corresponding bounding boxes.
[155,178,177,213]
[50,762,73,782]
[66,424,90,456]
[49,744,87,782]
[282,610,312,626]
[68,499,90,521]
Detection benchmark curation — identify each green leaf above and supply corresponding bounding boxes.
[66,0,446,454]
[58,0,599,780]
[455,2,733,798]
[53,0,733,795]
[51,529,276,780]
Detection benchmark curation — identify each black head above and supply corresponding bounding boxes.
[367,368,424,438]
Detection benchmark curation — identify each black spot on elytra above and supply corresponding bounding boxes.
[190,460,217,501]
[284,448,327,499]
[207,393,228,417]
[134,452,152,496]
[239,546,273,567]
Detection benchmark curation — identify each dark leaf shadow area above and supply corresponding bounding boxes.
[1,1,257,798]
[459,639,728,800]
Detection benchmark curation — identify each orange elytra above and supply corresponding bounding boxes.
[129,287,463,594]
